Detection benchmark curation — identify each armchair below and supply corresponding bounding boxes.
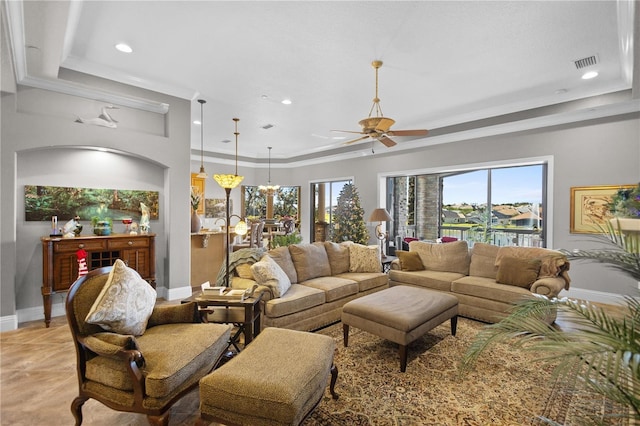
[65,265,231,425]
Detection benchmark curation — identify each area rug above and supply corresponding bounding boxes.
[304,317,557,426]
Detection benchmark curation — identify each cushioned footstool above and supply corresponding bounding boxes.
[198,327,338,426]
[342,285,458,372]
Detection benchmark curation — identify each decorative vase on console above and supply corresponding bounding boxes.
[609,183,640,233]
[191,188,202,233]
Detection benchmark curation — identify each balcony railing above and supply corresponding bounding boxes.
[439,225,544,247]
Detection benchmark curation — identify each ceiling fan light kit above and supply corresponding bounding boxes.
[333,60,428,148]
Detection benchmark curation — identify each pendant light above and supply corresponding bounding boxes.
[196,99,208,178]
[258,147,280,191]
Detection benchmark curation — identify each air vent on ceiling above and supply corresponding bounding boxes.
[261,124,274,130]
[574,55,598,69]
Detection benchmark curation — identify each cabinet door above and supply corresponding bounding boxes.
[52,252,78,291]
[120,248,151,279]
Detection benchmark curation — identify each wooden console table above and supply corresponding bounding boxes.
[41,233,156,327]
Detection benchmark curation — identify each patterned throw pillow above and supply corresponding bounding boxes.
[251,255,292,298]
[348,244,381,273]
[85,259,157,336]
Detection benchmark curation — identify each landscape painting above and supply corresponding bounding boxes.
[24,185,159,222]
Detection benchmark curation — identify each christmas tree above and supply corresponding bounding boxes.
[332,183,369,244]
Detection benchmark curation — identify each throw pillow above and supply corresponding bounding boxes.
[396,250,425,271]
[349,243,381,273]
[85,259,157,336]
[409,240,470,275]
[324,241,350,275]
[235,263,254,279]
[469,243,500,279]
[496,256,542,289]
[289,243,331,282]
[250,255,292,298]
[267,246,298,283]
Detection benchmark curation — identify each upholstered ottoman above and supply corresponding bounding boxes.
[342,285,458,372]
[198,327,338,426]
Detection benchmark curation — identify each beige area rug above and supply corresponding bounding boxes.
[304,317,558,426]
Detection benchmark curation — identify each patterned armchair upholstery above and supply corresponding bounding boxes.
[65,266,231,425]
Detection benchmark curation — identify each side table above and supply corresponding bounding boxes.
[183,291,263,352]
[381,255,398,273]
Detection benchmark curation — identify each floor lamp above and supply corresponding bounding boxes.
[214,118,244,287]
[369,208,392,258]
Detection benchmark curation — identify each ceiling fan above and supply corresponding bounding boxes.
[333,60,428,148]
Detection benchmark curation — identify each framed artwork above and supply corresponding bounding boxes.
[24,185,159,222]
[570,184,634,233]
[204,198,229,218]
[241,185,300,220]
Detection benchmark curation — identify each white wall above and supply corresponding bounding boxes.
[284,115,640,301]
[1,77,192,329]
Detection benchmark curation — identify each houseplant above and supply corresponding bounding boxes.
[460,222,640,424]
[190,188,202,233]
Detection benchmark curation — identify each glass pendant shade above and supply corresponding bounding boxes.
[214,117,244,190]
[214,174,244,189]
[234,220,248,236]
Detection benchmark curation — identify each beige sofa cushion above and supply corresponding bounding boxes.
[324,241,350,275]
[496,256,542,289]
[268,246,298,284]
[301,276,359,302]
[337,272,389,292]
[469,243,499,279]
[409,240,470,275]
[264,284,326,318]
[289,243,331,282]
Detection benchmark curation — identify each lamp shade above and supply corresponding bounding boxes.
[369,208,392,222]
[234,220,248,236]
[214,174,244,189]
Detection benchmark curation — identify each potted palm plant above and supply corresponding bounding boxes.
[460,221,640,424]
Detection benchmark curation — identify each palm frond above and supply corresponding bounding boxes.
[459,296,640,422]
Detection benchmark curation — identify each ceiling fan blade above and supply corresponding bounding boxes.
[378,134,397,147]
[343,135,371,145]
[331,129,366,134]
[374,117,396,133]
[387,129,429,137]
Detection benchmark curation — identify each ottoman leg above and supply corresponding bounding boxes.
[399,344,408,373]
[330,364,339,400]
[451,315,458,336]
[343,323,349,347]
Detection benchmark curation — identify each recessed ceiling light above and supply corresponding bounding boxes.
[281,99,292,105]
[193,120,201,125]
[582,71,598,80]
[115,43,133,53]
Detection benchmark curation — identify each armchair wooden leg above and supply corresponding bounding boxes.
[71,396,88,426]
[329,363,339,400]
[147,411,170,426]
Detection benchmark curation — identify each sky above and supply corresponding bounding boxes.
[443,166,543,205]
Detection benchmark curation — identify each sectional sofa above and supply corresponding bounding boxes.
[389,240,571,323]
[229,242,389,331]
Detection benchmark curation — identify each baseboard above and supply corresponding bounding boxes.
[0,315,18,332]
[165,285,192,301]
[563,287,626,306]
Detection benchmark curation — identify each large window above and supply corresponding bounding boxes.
[310,179,352,242]
[387,163,546,248]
